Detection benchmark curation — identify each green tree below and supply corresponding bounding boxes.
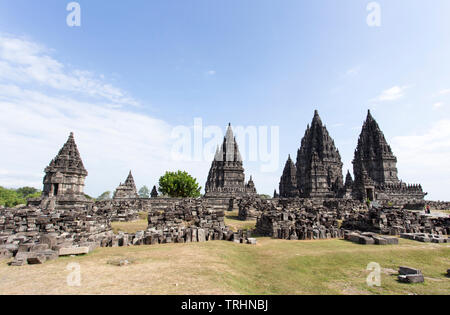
[16,187,39,198]
[138,186,150,198]
[97,191,111,201]
[0,187,25,207]
[158,171,201,198]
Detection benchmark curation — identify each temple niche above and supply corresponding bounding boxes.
[113,171,139,199]
[296,110,344,198]
[352,110,427,202]
[204,124,257,198]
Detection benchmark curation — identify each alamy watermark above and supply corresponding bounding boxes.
[66,262,82,287]
[66,2,81,27]
[171,118,280,173]
[367,2,381,27]
[366,262,381,287]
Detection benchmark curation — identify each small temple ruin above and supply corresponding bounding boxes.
[113,171,139,199]
[30,132,91,211]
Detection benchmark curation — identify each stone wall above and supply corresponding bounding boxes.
[95,199,144,222]
[425,201,450,210]
[239,197,367,221]
[96,197,235,223]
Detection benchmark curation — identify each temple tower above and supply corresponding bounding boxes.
[205,124,256,197]
[352,110,426,202]
[296,110,344,198]
[43,132,88,198]
[113,171,139,199]
[279,155,298,198]
[352,110,399,200]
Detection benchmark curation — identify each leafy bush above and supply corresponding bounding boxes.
[158,171,201,198]
[0,186,42,207]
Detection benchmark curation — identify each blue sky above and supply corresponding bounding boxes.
[1,0,450,200]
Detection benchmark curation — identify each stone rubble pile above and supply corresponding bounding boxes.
[256,201,449,241]
[95,199,142,222]
[0,205,113,265]
[104,199,255,246]
[256,207,349,240]
[426,201,450,211]
[238,197,277,220]
[366,208,450,235]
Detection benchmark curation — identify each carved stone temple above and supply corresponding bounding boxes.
[204,124,257,198]
[279,110,344,198]
[113,171,139,199]
[279,155,298,198]
[352,110,426,202]
[29,132,91,210]
[278,110,426,204]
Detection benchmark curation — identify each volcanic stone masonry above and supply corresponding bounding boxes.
[204,124,257,198]
[279,110,427,205]
[0,132,256,266]
[352,110,427,203]
[113,171,139,199]
[279,110,344,199]
[28,132,92,211]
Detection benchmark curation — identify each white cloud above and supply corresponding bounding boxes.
[206,70,216,76]
[392,120,450,200]
[0,34,139,107]
[344,66,360,77]
[438,89,450,96]
[0,35,210,197]
[372,85,409,102]
[433,102,444,109]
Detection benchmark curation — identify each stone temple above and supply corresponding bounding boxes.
[279,155,297,198]
[351,110,426,202]
[204,124,257,198]
[30,132,91,210]
[279,110,344,198]
[113,171,139,199]
[278,110,426,204]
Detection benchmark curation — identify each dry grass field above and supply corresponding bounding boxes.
[0,237,448,295]
[1,211,449,295]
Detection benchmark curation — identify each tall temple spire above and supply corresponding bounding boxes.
[279,155,298,198]
[351,110,426,202]
[205,123,256,197]
[295,110,344,197]
[353,110,398,187]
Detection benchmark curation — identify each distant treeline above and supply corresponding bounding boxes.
[0,186,42,208]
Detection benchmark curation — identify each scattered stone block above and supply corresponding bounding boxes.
[58,247,90,256]
[398,266,424,284]
[247,238,257,245]
[27,254,47,265]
